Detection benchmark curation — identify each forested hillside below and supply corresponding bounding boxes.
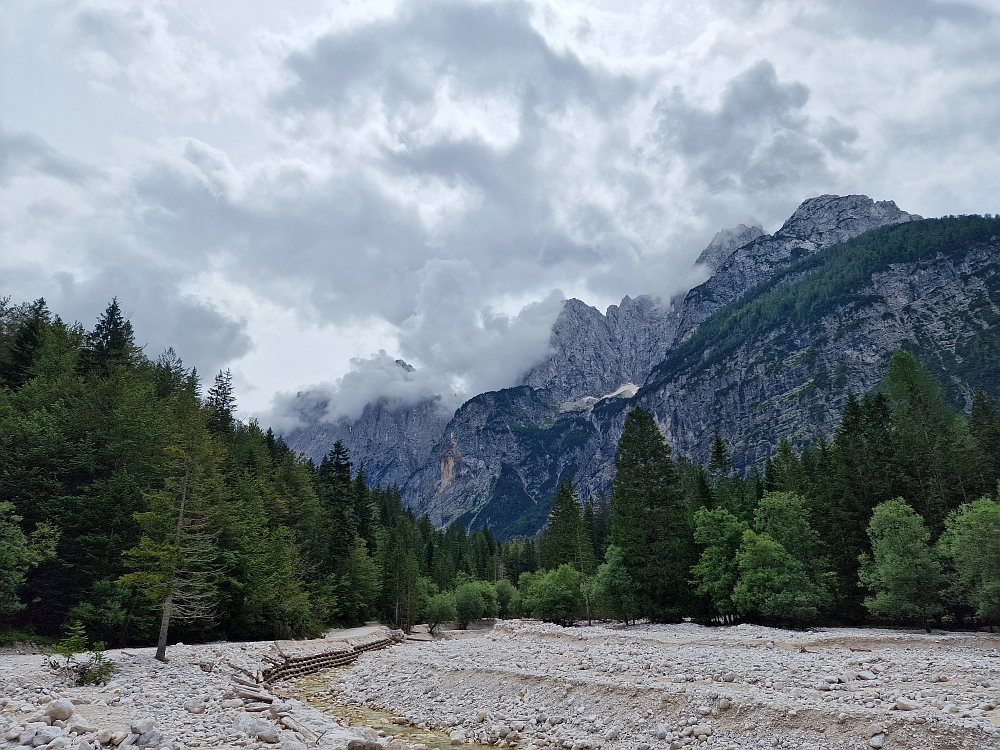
[2,294,999,644]
[0,298,520,647]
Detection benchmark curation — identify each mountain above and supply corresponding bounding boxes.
[281,391,451,489]
[398,195,931,535]
[283,195,1000,540]
[575,214,1000,498]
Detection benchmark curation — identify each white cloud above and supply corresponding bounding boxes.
[1,0,999,417]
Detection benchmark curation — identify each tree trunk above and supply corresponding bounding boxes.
[155,592,174,663]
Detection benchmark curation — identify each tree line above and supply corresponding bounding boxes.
[2,296,998,649]
[529,348,1000,629]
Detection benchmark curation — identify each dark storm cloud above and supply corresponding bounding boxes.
[0,129,93,186]
[278,0,630,115]
[653,60,844,194]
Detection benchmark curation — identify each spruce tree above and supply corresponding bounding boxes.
[0,299,49,388]
[206,369,236,435]
[78,299,140,377]
[540,478,595,574]
[610,407,695,620]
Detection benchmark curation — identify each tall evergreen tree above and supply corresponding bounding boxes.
[78,299,140,377]
[0,299,49,389]
[610,407,695,620]
[206,369,237,435]
[540,478,595,574]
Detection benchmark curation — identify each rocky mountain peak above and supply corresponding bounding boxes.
[695,223,765,271]
[774,194,920,247]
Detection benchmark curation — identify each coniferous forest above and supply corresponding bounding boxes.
[2,295,1000,652]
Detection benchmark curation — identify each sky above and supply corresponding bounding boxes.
[2,0,999,425]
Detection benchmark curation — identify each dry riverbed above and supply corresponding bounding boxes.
[3,621,1000,750]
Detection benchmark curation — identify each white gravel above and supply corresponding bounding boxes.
[325,620,1000,750]
[4,621,999,750]
[0,633,385,750]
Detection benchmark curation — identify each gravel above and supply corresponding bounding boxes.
[4,621,998,750]
[0,631,387,750]
[325,620,1000,750]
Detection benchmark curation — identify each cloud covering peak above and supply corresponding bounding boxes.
[2,0,998,418]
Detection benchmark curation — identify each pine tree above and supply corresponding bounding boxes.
[0,299,49,388]
[610,407,695,620]
[540,478,595,574]
[119,416,226,661]
[206,369,236,435]
[969,392,1000,493]
[78,299,140,377]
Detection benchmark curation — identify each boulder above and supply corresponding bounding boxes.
[45,701,75,722]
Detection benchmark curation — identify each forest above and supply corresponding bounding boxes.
[2,296,999,654]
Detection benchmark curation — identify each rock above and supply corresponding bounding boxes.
[690,725,713,737]
[894,698,920,711]
[449,730,466,745]
[5,726,24,742]
[869,734,885,749]
[130,719,155,736]
[31,725,64,747]
[110,730,129,745]
[347,741,381,750]
[135,730,163,747]
[182,699,206,715]
[45,700,75,722]
[46,738,73,750]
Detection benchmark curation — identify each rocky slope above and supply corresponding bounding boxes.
[570,215,1000,498]
[282,394,450,489]
[283,195,996,539]
[400,196,931,534]
[671,195,919,344]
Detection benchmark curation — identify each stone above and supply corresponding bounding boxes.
[130,720,155,736]
[45,700,75,722]
[182,700,206,715]
[894,698,920,711]
[869,734,885,749]
[136,731,163,748]
[32,725,64,747]
[5,726,24,742]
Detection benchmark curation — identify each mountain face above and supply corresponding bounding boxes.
[571,215,1000,500]
[283,195,1000,540]
[281,394,451,488]
[671,195,920,344]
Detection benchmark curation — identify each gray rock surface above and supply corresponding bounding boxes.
[520,295,677,407]
[671,194,919,345]
[285,194,973,539]
[283,394,451,488]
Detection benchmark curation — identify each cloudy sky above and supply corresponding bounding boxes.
[2,0,999,423]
